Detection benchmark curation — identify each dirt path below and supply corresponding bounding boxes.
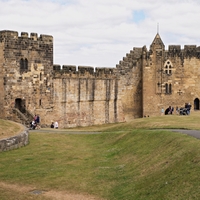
[0,181,102,200]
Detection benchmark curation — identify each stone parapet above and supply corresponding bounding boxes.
[0,30,53,42]
[0,129,29,152]
[53,65,116,78]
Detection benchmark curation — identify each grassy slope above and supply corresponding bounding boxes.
[0,119,23,139]
[0,114,199,199]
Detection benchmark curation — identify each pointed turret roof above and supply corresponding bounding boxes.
[150,33,165,49]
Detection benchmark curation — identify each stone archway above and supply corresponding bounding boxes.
[15,98,26,113]
[194,98,199,110]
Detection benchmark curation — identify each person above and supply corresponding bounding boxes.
[31,120,36,130]
[187,103,192,115]
[36,115,40,124]
[50,122,54,128]
[165,107,169,115]
[34,115,37,122]
[176,106,179,114]
[170,107,174,114]
[54,121,58,129]
[161,108,164,116]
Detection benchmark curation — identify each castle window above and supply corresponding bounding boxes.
[20,59,24,72]
[165,83,172,94]
[20,58,28,73]
[169,83,172,93]
[40,73,42,81]
[24,58,28,70]
[165,83,168,93]
[164,60,173,75]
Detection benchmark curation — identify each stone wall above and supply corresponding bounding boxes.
[142,34,200,117]
[2,30,200,127]
[39,65,125,127]
[0,30,54,122]
[115,47,143,121]
[0,130,29,152]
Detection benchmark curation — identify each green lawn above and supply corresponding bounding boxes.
[0,113,200,199]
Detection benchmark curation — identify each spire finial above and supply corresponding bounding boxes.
[157,23,159,34]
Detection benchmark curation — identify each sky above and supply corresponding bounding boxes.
[1,0,200,68]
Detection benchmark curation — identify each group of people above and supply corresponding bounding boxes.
[162,103,192,116]
[30,115,40,130]
[29,115,60,129]
[51,121,58,129]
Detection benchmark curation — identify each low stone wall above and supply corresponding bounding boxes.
[0,129,29,152]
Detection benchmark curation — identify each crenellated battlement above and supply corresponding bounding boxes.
[116,47,142,76]
[53,65,116,78]
[150,44,200,59]
[0,30,53,42]
[168,45,181,51]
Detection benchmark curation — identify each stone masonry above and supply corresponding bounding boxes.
[0,130,29,152]
[0,30,200,128]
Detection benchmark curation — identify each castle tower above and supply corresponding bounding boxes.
[0,30,54,121]
[142,33,165,116]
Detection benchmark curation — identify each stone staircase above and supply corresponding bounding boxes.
[12,108,34,127]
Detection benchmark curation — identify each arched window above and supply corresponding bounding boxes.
[164,60,173,75]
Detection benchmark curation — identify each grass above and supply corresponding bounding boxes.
[63,111,200,132]
[0,119,23,139]
[0,112,200,199]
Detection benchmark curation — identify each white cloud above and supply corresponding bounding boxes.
[1,0,200,67]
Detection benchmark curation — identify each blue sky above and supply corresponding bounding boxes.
[132,10,146,23]
[1,0,200,67]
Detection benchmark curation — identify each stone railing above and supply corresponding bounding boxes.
[0,129,29,152]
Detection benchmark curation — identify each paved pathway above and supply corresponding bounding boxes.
[167,129,200,139]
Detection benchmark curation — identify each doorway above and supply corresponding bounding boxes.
[15,98,26,113]
[194,98,199,110]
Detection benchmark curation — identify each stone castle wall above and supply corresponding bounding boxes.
[0,30,54,122]
[1,30,200,127]
[142,34,200,117]
[41,65,125,127]
[115,47,143,121]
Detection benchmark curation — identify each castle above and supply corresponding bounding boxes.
[0,30,199,128]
